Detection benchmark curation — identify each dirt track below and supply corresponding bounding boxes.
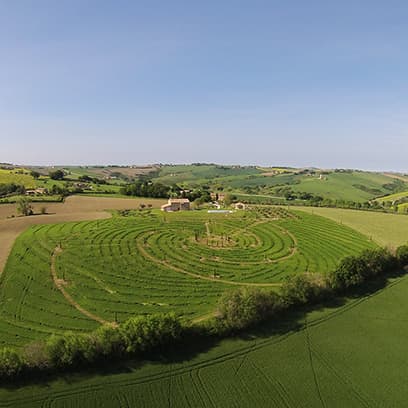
[0,195,166,274]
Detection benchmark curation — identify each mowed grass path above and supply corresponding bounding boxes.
[295,206,408,248]
[0,210,375,348]
[2,272,408,406]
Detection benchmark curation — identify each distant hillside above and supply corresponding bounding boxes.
[2,163,407,209]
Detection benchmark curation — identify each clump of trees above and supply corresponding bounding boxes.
[49,170,65,180]
[0,183,25,197]
[16,196,33,216]
[328,248,397,291]
[215,288,281,332]
[120,181,171,198]
[0,313,182,380]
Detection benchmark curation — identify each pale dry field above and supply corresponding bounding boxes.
[295,206,408,248]
[0,195,166,273]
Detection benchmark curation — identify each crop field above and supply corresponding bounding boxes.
[2,271,408,407]
[0,208,375,350]
[375,190,408,203]
[0,168,36,188]
[291,171,396,202]
[296,206,408,248]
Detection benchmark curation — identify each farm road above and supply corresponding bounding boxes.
[0,195,166,274]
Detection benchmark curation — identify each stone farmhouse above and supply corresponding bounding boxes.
[161,198,190,212]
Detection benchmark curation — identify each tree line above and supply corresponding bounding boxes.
[0,244,407,381]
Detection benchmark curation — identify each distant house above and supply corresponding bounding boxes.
[210,192,225,201]
[25,188,47,196]
[161,198,190,212]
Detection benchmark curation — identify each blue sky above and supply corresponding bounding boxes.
[0,1,407,171]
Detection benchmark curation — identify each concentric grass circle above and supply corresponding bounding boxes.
[0,208,376,347]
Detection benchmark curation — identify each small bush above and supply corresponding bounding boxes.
[281,274,328,306]
[329,249,398,291]
[216,287,280,332]
[121,313,182,354]
[396,245,408,267]
[94,324,126,358]
[46,332,97,368]
[0,348,24,379]
[359,248,396,277]
[23,341,50,370]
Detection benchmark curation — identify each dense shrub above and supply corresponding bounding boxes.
[22,341,50,369]
[329,249,398,291]
[281,274,328,306]
[359,248,396,277]
[216,287,280,332]
[121,313,182,354]
[396,245,408,267]
[329,255,370,290]
[94,324,126,358]
[46,332,97,368]
[0,348,24,378]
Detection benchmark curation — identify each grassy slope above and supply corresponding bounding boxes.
[3,274,408,407]
[375,190,408,202]
[153,164,262,185]
[153,166,404,203]
[291,171,394,202]
[0,169,36,188]
[295,206,408,248]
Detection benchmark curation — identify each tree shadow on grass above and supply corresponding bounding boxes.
[2,270,406,391]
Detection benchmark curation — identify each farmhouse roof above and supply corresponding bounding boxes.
[169,198,190,203]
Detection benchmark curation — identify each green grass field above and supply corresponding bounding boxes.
[375,190,408,202]
[0,168,36,188]
[291,171,395,202]
[295,206,408,248]
[2,272,408,407]
[0,209,375,349]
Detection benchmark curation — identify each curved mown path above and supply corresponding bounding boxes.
[136,235,284,288]
[0,195,166,275]
[51,246,116,326]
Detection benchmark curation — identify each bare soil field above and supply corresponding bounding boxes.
[0,195,166,273]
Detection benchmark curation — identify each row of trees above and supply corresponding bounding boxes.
[120,181,171,198]
[120,181,213,203]
[1,245,407,380]
[0,183,26,197]
[0,314,182,379]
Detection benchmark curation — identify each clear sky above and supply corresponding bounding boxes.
[0,1,407,171]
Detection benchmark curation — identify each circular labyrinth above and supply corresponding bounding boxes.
[137,219,298,282]
[0,209,377,345]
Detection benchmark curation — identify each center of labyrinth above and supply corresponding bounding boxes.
[137,220,297,281]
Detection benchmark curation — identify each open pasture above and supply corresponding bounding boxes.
[0,168,36,188]
[0,208,375,349]
[296,206,408,248]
